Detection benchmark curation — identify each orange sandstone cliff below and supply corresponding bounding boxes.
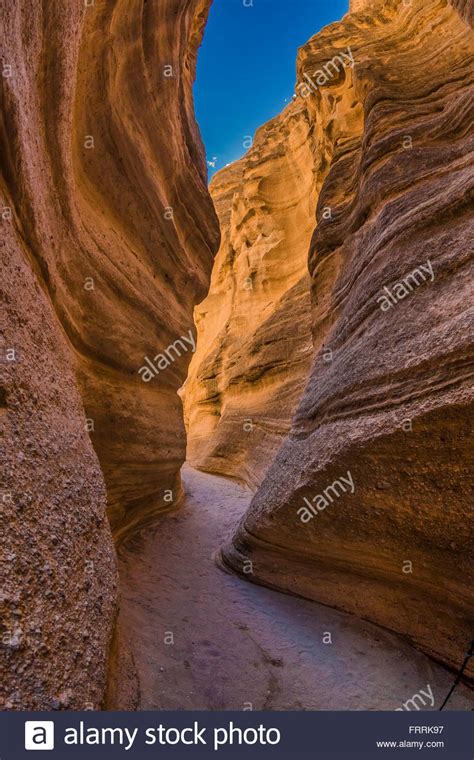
[1,0,217,709]
[182,101,319,488]
[189,0,474,674]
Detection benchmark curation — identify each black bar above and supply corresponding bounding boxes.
[3,710,472,758]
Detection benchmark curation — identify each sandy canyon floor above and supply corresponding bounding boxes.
[118,466,473,711]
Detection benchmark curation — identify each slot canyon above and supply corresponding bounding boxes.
[1,0,473,712]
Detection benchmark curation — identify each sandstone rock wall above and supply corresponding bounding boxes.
[1,0,218,543]
[450,0,474,24]
[1,0,216,708]
[349,0,376,12]
[182,102,319,488]
[0,202,118,710]
[219,0,474,674]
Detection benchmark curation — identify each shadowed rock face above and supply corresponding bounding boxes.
[451,0,474,23]
[1,0,218,543]
[182,102,318,488]
[1,0,216,708]
[219,0,474,674]
[1,212,118,710]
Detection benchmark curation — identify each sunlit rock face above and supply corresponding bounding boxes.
[222,0,474,674]
[182,102,319,488]
[1,0,216,707]
[349,0,376,11]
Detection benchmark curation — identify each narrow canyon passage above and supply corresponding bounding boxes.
[3,0,472,715]
[118,466,473,711]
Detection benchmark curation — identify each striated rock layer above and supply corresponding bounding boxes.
[1,0,216,708]
[1,0,218,543]
[182,101,319,488]
[219,0,474,675]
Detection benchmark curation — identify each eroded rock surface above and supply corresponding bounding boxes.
[0,214,117,710]
[1,0,216,708]
[211,0,474,674]
[182,102,318,488]
[1,0,218,542]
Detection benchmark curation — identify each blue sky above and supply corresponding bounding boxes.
[194,0,349,179]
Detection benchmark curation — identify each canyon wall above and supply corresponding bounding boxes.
[182,101,319,487]
[451,0,474,23]
[349,0,378,11]
[212,0,474,674]
[1,0,218,543]
[1,0,216,708]
[1,213,118,710]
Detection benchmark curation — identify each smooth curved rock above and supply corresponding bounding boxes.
[221,0,474,675]
[1,0,218,543]
[1,0,216,708]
